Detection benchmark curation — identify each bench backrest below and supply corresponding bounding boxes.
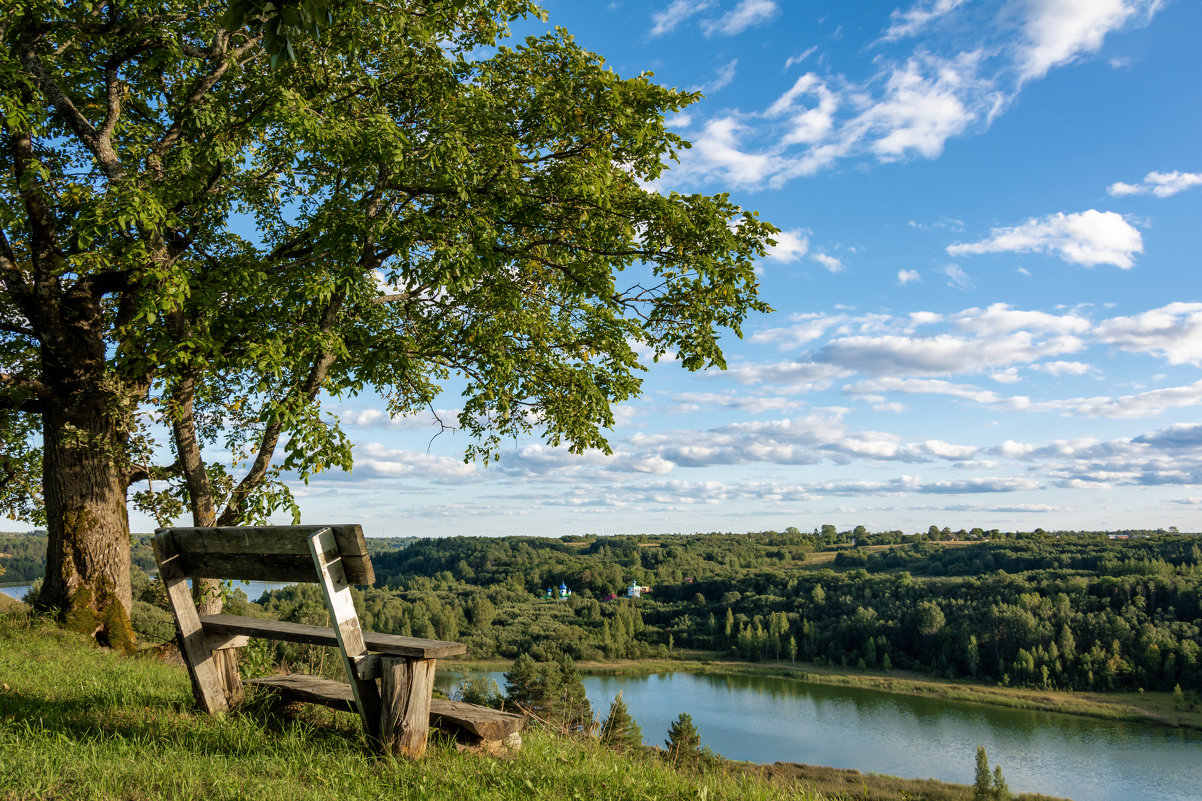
[153,524,374,585]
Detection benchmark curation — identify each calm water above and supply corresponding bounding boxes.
[437,669,1202,801]
[0,580,289,603]
[0,584,30,601]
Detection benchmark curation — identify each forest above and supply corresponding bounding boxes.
[4,527,1200,695]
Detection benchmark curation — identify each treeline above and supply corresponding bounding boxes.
[0,532,47,582]
[10,525,1202,694]
[366,531,1202,694]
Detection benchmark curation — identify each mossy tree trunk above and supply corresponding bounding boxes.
[38,402,135,650]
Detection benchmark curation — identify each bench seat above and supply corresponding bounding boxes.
[200,614,466,659]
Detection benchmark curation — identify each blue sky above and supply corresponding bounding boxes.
[143,0,1202,538]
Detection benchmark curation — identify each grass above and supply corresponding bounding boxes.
[0,609,1071,801]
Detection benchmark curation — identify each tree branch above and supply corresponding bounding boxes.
[17,37,125,182]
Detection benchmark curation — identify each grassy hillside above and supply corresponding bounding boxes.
[0,611,1065,801]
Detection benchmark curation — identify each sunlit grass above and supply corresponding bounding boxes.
[1,612,834,801]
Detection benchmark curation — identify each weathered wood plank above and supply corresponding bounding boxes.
[155,525,373,585]
[429,699,525,743]
[248,676,521,753]
[248,674,356,712]
[206,632,251,650]
[152,533,228,715]
[198,614,466,658]
[380,657,435,758]
[310,526,383,744]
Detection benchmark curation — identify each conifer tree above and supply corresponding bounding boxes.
[504,652,540,710]
[600,691,643,750]
[665,712,702,760]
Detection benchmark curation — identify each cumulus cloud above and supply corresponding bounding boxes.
[812,252,844,272]
[1108,170,1202,198]
[947,210,1143,268]
[354,443,479,480]
[1031,360,1093,376]
[764,228,809,262]
[1094,303,1202,365]
[726,360,851,389]
[816,329,1082,376]
[1017,0,1157,81]
[669,392,803,414]
[952,303,1091,335]
[898,269,921,284]
[858,53,987,160]
[340,408,462,430]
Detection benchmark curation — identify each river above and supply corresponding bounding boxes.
[0,580,289,603]
[436,668,1202,801]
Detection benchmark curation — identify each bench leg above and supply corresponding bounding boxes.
[380,657,436,758]
[214,649,244,707]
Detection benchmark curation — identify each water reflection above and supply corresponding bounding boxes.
[438,667,1202,801]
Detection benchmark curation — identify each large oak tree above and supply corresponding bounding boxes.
[0,0,774,646]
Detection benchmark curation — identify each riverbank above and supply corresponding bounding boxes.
[447,651,1202,731]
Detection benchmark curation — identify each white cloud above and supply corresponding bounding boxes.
[812,252,843,272]
[340,408,462,430]
[898,269,921,284]
[1094,303,1202,365]
[943,264,974,289]
[1108,170,1202,198]
[1031,360,1093,376]
[693,59,739,93]
[764,228,809,262]
[947,209,1143,268]
[690,116,776,187]
[1059,380,1202,418]
[702,0,779,36]
[847,376,1008,405]
[784,46,818,70]
[750,314,842,349]
[881,0,968,41]
[726,360,851,390]
[952,303,1091,335]
[668,392,802,414]
[1017,0,1158,81]
[818,329,1083,377]
[650,0,713,36]
[856,53,988,161]
[354,443,480,480]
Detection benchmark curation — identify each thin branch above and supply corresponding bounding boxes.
[126,460,181,487]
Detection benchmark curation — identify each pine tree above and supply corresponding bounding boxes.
[551,654,592,731]
[600,691,643,750]
[504,652,540,710]
[665,712,702,760]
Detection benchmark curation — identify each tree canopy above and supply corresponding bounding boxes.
[0,1,774,643]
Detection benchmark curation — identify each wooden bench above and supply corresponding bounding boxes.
[152,524,522,756]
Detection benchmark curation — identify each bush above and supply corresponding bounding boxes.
[130,600,176,645]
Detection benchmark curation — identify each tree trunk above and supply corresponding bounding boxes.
[37,404,135,650]
[171,375,242,705]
